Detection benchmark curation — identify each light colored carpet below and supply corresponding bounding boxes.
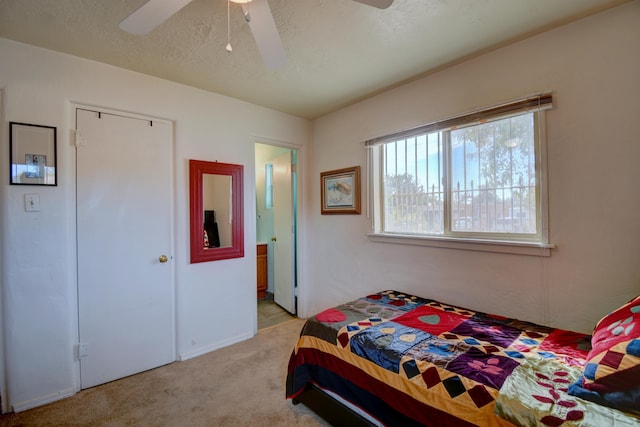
[0,318,329,427]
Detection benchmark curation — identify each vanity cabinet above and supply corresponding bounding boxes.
[257,244,267,299]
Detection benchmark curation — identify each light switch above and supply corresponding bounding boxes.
[25,194,40,212]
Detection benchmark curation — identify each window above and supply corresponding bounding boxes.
[367,93,553,254]
[265,163,273,209]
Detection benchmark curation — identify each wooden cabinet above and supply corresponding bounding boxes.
[257,244,268,299]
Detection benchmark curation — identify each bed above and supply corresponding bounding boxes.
[286,290,640,426]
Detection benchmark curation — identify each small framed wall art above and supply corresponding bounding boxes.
[320,166,361,214]
[10,122,57,186]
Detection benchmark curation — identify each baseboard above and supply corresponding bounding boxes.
[177,332,254,361]
[11,387,75,413]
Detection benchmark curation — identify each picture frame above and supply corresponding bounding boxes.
[320,166,361,214]
[10,122,57,186]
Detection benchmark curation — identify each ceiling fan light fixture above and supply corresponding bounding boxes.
[231,0,252,21]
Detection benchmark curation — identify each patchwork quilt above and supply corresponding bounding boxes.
[286,290,640,426]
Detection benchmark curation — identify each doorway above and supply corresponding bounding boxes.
[255,143,297,321]
[76,108,175,389]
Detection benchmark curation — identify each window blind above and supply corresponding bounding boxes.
[365,92,552,147]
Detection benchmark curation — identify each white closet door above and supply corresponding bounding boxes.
[76,109,174,388]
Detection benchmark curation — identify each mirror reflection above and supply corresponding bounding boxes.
[203,174,232,249]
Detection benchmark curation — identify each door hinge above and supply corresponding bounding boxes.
[77,342,89,359]
[74,130,87,147]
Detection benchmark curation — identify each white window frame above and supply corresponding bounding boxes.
[366,94,554,256]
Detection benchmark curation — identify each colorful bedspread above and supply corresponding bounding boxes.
[286,290,637,426]
[495,357,640,426]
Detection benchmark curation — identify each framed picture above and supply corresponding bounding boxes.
[320,166,361,214]
[10,122,57,186]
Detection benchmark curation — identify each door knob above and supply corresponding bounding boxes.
[271,237,277,242]
[159,255,168,263]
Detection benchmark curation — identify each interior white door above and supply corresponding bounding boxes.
[272,151,295,313]
[76,109,174,389]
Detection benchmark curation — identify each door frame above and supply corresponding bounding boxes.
[0,89,6,413]
[253,137,305,330]
[72,103,177,391]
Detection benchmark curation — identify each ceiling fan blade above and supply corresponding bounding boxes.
[241,0,286,70]
[352,0,394,9]
[120,0,193,35]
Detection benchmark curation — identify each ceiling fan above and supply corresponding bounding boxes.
[119,0,394,70]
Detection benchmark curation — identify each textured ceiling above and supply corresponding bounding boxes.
[0,0,630,119]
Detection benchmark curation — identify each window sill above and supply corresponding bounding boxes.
[367,233,554,257]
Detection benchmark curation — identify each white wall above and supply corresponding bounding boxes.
[305,1,640,334]
[0,38,310,411]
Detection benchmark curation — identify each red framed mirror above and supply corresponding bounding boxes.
[189,159,244,263]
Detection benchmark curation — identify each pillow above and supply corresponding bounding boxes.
[582,296,640,394]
